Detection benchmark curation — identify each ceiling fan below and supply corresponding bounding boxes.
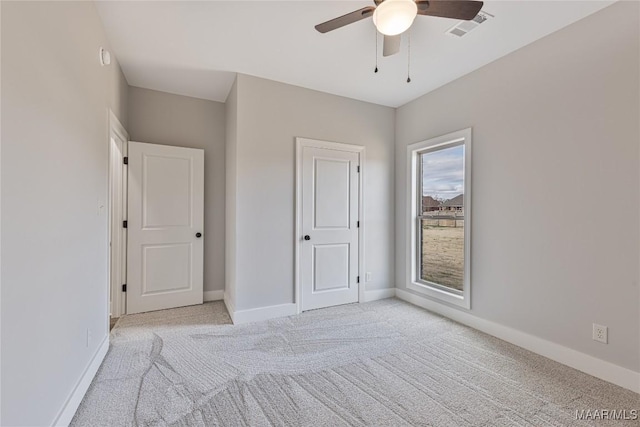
[315,0,484,56]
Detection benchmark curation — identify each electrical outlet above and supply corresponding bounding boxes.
[593,323,607,344]
[86,328,92,348]
[365,272,372,282]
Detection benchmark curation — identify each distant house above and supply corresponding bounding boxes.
[422,196,440,212]
[440,194,464,213]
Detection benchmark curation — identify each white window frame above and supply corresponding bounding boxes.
[406,128,472,309]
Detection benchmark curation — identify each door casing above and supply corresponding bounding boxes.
[295,137,365,313]
[108,110,128,318]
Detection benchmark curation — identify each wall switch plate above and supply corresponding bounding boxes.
[97,198,105,216]
[365,272,372,282]
[593,323,607,344]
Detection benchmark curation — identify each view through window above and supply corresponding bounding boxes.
[418,144,465,293]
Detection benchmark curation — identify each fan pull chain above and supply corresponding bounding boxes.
[407,30,412,83]
[374,29,379,73]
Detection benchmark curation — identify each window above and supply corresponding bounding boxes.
[407,129,471,308]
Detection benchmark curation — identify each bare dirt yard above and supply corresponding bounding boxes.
[421,224,464,291]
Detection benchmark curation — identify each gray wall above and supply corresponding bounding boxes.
[1,1,129,425]
[127,86,226,293]
[395,1,639,372]
[229,74,395,311]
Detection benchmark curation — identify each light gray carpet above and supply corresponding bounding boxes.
[72,299,638,426]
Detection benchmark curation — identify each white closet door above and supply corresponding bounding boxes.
[127,142,204,314]
[301,146,359,311]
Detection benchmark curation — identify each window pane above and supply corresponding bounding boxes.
[419,145,464,292]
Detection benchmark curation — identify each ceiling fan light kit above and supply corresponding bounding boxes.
[372,0,418,36]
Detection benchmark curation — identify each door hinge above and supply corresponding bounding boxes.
[357,276,360,283]
[123,156,128,165]
[357,221,360,228]
[123,220,128,228]
[122,284,127,292]
[357,165,360,173]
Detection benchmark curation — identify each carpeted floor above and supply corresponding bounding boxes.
[72,298,638,426]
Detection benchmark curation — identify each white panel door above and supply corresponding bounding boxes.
[109,133,127,318]
[301,146,359,311]
[127,142,204,314]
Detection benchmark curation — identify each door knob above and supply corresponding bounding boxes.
[196,232,202,238]
[304,235,311,241]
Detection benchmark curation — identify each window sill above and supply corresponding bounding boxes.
[406,280,470,310]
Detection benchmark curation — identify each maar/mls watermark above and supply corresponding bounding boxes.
[575,409,638,421]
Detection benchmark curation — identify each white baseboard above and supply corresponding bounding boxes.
[225,288,395,325]
[231,303,297,325]
[364,287,396,302]
[223,292,236,323]
[53,335,109,426]
[395,288,640,394]
[204,290,224,302]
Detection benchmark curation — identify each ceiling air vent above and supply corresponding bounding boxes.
[446,11,493,37]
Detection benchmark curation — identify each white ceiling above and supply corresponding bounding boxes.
[96,1,614,107]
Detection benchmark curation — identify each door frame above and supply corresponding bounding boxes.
[107,110,128,319]
[294,137,365,314]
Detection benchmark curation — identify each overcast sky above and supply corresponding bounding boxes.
[421,145,464,200]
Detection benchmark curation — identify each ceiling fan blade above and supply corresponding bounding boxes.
[315,6,375,33]
[416,1,483,21]
[383,35,401,57]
